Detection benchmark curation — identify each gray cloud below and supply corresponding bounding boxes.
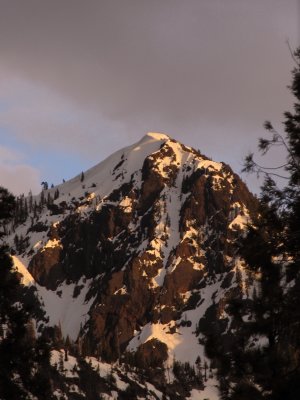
[0,0,299,193]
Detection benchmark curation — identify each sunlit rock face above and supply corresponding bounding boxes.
[9,132,259,396]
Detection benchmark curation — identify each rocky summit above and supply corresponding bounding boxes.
[7,133,259,399]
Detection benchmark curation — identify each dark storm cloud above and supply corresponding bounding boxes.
[0,0,299,193]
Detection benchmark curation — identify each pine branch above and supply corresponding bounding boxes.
[286,39,300,67]
[253,163,288,171]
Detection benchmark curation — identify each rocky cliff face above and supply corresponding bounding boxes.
[8,133,259,398]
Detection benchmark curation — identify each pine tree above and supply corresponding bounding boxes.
[41,181,48,190]
[54,188,59,200]
[233,47,300,399]
[28,190,33,213]
[0,187,52,399]
[40,190,45,208]
[0,187,15,236]
[0,187,15,220]
[47,191,52,206]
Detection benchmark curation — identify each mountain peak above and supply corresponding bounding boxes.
[8,132,259,398]
[136,132,171,147]
[144,132,170,141]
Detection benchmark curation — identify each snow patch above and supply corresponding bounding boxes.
[127,321,202,367]
[51,350,79,378]
[43,238,62,249]
[188,383,219,400]
[37,278,94,340]
[229,214,249,230]
[12,255,35,286]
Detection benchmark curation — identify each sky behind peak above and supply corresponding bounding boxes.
[0,0,299,195]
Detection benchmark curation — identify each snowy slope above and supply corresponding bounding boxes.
[7,132,258,399]
[45,132,170,202]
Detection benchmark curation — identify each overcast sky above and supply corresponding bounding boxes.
[0,0,299,195]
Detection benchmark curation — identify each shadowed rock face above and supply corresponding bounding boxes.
[135,339,168,369]
[28,246,63,290]
[19,135,259,364]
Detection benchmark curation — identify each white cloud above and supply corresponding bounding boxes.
[0,145,23,163]
[0,145,41,195]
